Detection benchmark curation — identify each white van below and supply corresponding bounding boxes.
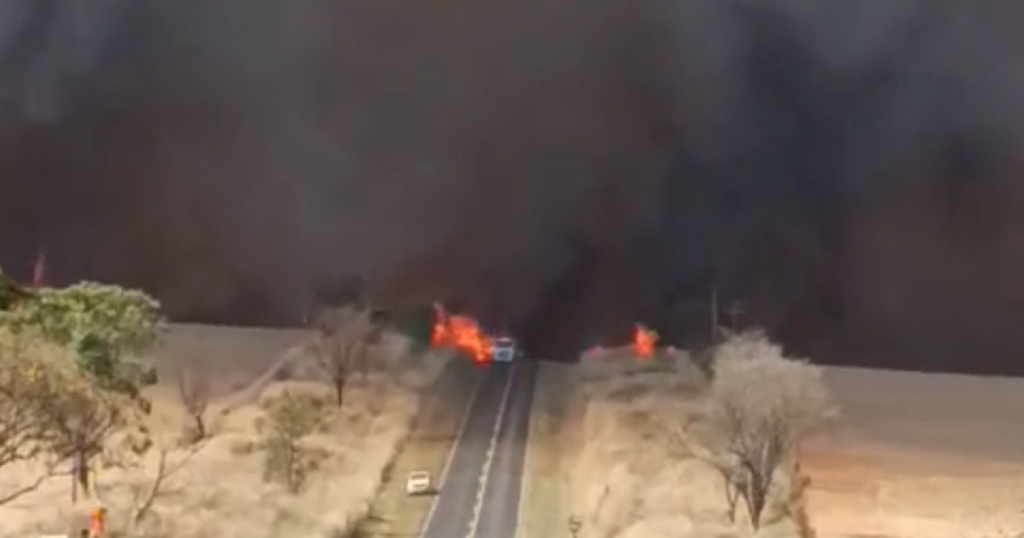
[490,337,518,363]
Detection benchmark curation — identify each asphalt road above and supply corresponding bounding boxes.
[474,360,537,538]
[420,360,536,538]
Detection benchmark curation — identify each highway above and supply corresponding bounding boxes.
[420,360,537,538]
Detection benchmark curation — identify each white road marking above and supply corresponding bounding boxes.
[466,363,519,538]
[514,363,539,538]
[419,367,488,537]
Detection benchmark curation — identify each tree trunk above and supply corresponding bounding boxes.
[744,471,768,530]
[76,451,90,499]
[334,378,345,407]
[724,478,740,523]
[71,451,89,501]
[285,442,299,493]
[71,462,77,502]
[194,414,206,440]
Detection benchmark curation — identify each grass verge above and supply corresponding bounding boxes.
[518,361,575,538]
[355,357,484,537]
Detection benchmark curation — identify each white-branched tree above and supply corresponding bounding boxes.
[701,330,835,530]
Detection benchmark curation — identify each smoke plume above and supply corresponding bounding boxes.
[2,0,1024,372]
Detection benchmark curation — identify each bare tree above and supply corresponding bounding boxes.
[707,455,744,523]
[310,305,384,407]
[673,424,744,524]
[702,331,834,530]
[0,346,49,472]
[127,441,207,530]
[175,361,211,441]
[40,374,126,501]
[0,331,75,504]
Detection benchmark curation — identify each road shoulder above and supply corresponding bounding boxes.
[357,357,484,537]
[517,361,575,538]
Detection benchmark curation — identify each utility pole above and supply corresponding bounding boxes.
[725,300,747,330]
[710,284,719,344]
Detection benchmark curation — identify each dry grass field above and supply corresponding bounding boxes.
[0,323,451,538]
[8,323,1024,538]
[522,349,1024,538]
[804,366,1024,538]
[522,347,804,538]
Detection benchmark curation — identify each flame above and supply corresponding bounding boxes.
[431,302,492,363]
[632,323,658,358]
[431,303,451,345]
[31,251,46,288]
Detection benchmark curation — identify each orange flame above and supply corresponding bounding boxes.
[431,303,451,345]
[632,323,658,358]
[431,303,492,363]
[31,250,46,288]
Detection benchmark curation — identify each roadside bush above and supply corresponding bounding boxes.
[0,281,164,398]
[258,390,330,493]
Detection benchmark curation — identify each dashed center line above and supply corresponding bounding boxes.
[465,364,518,538]
[419,369,487,537]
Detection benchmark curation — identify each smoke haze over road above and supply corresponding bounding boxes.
[2,0,1024,372]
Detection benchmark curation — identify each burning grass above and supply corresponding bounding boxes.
[430,302,492,363]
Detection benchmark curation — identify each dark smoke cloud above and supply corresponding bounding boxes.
[2,0,1023,373]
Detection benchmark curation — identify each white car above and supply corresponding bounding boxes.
[406,471,432,495]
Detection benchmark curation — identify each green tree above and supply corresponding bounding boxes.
[0,273,160,501]
[0,267,30,311]
[0,281,164,397]
[259,391,328,493]
[0,327,130,502]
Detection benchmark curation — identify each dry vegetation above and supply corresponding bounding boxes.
[0,320,450,538]
[524,334,1024,538]
[525,332,832,538]
[800,365,1024,538]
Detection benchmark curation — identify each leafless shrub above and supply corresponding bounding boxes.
[702,330,834,530]
[128,443,207,533]
[91,426,210,537]
[310,305,385,407]
[175,361,211,442]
